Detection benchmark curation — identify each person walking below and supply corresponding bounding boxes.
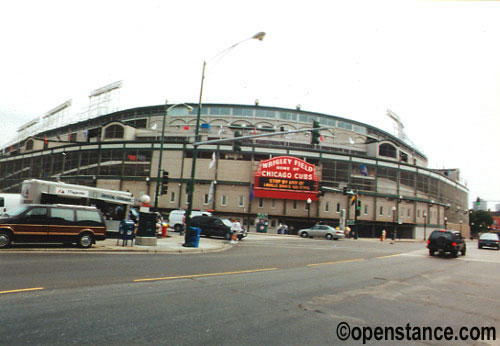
[231,218,241,244]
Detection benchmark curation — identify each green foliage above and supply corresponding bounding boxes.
[469,210,493,235]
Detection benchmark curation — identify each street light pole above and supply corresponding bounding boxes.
[423,211,427,241]
[184,32,266,246]
[154,102,193,212]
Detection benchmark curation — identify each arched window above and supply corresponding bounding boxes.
[379,143,397,158]
[104,125,124,139]
[25,139,34,151]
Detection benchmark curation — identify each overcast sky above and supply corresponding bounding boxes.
[1,0,499,208]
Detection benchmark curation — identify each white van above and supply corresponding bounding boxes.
[0,194,23,217]
[168,210,212,232]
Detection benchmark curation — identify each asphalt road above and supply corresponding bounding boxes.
[1,235,499,345]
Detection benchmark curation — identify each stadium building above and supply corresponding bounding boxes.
[0,100,469,238]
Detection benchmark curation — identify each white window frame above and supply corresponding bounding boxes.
[221,195,228,206]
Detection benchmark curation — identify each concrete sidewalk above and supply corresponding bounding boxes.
[95,232,232,253]
[2,232,233,254]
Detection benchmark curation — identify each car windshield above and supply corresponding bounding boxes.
[480,233,499,240]
[3,205,29,217]
[221,219,232,227]
[429,231,452,240]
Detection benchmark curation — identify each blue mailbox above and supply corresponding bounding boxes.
[117,220,136,246]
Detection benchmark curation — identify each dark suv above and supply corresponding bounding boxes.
[191,215,242,240]
[427,229,466,257]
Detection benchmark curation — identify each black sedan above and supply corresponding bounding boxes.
[478,233,500,250]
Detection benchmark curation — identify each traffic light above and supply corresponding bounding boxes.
[311,120,320,145]
[160,171,169,195]
[233,130,242,152]
[476,197,480,206]
[356,200,362,216]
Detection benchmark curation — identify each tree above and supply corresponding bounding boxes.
[469,210,493,236]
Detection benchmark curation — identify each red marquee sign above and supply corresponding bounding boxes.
[253,156,319,201]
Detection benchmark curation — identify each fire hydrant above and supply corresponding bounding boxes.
[162,223,168,238]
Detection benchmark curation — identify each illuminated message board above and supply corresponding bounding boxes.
[253,156,319,201]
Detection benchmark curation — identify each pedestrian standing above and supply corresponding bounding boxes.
[231,218,241,243]
[277,223,284,234]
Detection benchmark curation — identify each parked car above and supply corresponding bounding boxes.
[427,229,466,257]
[0,204,106,249]
[191,215,246,240]
[298,225,344,240]
[478,232,500,250]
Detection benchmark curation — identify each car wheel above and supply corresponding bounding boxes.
[461,247,466,256]
[326,234,333,240]
[300,232,308,238]
[452,250,459,258]
[224,232,231,241]
[174,224,182,233]
[78,232,94,249]
[478,245,482,249]
[0,230,12,249]
[429,249,435,256]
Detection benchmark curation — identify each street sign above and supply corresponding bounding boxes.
[346,219,355,226]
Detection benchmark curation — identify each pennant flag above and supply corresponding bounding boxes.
[9,146,13,153]
[208,181,215,203]
[249,186,255,202]
[183,125,189,130]
[360,164,368,176]
[349,137,355,145]
[253,127,258,135]
[44,136,48,145]
[151,123,158,130]
[68,133,72,142]
[320,135,325,142]
[209,152,216,169]
[218,125,224,135]
[127,154,137,161]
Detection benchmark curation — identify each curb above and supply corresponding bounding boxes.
[0,241,233,254]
